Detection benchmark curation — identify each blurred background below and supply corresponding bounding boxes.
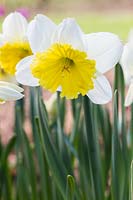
[1,0,133,13]
[0,0,133,40]
[0,0,133,144]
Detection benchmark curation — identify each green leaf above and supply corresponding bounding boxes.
[129,160,133,200]
[15,102,38,200]
[30,87,52,200]
[111,90,125,200]
[113,64,129,199]
[33,88,68,199]
[66,175,75,200]
[0,136,15,200]
[1,136,16,166]
[83,96,104,200]
[70,97,82,143]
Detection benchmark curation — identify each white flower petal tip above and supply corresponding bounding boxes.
[87,75,112,104]
[27,14,57,53]
[56,86,62,92]
[0,81,24,101]
[0,81,24,92]
[125,83,133,107]
[16,56,39,87]
[85,32,123,74]
[52,18,85,51]
[35,14,56,25]
[2,11,28,42]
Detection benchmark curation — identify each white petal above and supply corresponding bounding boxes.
[57,86,62,92]
[16,56,39,86]
[0,85,24,101]
[120,44,133,77]
[27,14,57,53]
[0,81,24,92]
[2,12,28,42]
[87,75,112,104]
[85,32,123,73]
[125,83,133,107]
[52,18,85,51]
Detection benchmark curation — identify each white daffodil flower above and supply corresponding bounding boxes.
[0,81,24,102]
[0,12,32,75]
[16,14,123,104]
[120,30,133,107]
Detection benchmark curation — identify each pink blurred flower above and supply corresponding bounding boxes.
[16,8,30,18]
[0,5,5,17]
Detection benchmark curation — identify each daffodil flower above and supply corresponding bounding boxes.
[0,12,32,75]
[120,30,133,106]
[0,81,24,103]
[16,14,123,104]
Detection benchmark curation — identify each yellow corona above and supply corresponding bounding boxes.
[31,43,96,99]
[0,42,32,75]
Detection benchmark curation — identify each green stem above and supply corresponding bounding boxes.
[83,96,104,200]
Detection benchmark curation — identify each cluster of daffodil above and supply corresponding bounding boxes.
[0,12,132,106]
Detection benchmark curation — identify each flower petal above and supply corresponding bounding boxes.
[27,14,57,53]
[0,83,24,101]
[87,75,112,104]
[85,32,123,73]
[16,56,39,86]
[120,43,133,77]
[125,83,133,107]
[52,18,85,51]
[57,86,62,92]
[0,81,24,92]
[2,12,28,42]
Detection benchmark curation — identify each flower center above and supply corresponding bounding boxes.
[31,43,96,99]
[0,66,7,79]
[60,57,74,74]
[0,42,32,75]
